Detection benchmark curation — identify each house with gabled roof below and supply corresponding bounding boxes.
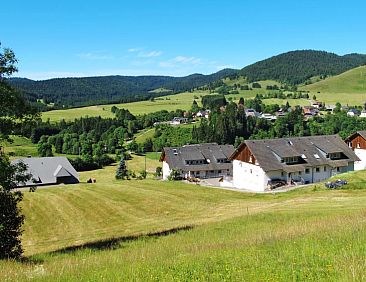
[229,135,359,192]
[345,130,366,170]
[160,143,234,180]
[11,156,79,187]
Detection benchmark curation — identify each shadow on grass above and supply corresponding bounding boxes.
[50,225,194,255]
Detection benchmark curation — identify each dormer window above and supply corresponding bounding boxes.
[357,143,361,149]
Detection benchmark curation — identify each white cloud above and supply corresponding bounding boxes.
[127,48,142,53]
[138,50,163,58]
[159,55,202,68]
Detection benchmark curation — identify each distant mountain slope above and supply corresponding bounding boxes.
[239,50,366,85]
[302,65,366,93]
[9,68,238,108]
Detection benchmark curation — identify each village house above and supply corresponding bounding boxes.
[11,156,79,187]
[311,101,324,109]
[160,143,234,180]
[345,131,366,170]
[170,117,188,125]
[244,108,260,118]
[347,109,359,117]
[229,135,359,192]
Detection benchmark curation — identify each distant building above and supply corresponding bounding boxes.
[260,113,277,121]
[195,110,210,118]
[302,106,319,117]
[311,101,323,109]
[244,108,260,118]
[160,143,234,180]
[347,109,359,117]
[170,117,188,125]
[11,157,79,187]
[345,131,366,170]
[229,135,359,192]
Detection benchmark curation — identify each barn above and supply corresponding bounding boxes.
[11,156,79,187]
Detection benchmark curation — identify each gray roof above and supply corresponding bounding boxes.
[231,135,359,172]
[161,143,234,172]
[11,157,79,187]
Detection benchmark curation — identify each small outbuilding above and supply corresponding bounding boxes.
[11,156,79,187]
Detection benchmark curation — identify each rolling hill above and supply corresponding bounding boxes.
[302,65,366,93]
[8,69,238,108]
[240,50,366,85]
[301,65,366,105]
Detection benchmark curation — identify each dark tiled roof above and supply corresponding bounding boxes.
[231,135,359,172]
[161,143,234,172]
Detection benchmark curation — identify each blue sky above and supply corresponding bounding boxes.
[2,0,366,80]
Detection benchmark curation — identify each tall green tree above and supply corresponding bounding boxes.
[0,43,36,259]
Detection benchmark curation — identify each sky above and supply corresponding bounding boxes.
[2,0,366,80]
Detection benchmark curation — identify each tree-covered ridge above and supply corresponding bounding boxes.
[8,69,238,108]
[239,50,366,85]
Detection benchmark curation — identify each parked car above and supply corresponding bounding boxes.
[268,179,286,189]
[324,179,348,189]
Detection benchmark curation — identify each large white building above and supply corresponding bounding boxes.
[229,135,359,192]
[160,143,234,180]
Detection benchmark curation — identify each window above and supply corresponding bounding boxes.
[337,167,340,172]
[324,166,327,172]
[218,170,222,173]
[305,168,310,174]
[299,171,302,175]
[357,143,361,149]
[281,172,284,177]
[316,167,320,172]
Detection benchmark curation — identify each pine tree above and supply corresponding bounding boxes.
[115,156,127,179]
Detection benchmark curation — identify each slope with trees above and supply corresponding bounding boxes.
[239,50,366,85]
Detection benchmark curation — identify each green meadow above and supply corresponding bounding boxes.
[302,65,366,105]
[0,163,366,280]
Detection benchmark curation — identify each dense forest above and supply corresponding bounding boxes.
[8,69,238,109]
[239,50,366,85]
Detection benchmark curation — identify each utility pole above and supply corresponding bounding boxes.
[144,153,147,179]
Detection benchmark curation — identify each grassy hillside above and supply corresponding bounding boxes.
[0,165,366,280]
[302,66,366,105]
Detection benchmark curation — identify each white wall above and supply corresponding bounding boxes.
[232,160,272,192]
[232,160,355,191]
[354,149,366,170]
[162,161,172,180]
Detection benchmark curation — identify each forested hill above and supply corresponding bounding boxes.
[239,50,366,85]
[9,68,238,108]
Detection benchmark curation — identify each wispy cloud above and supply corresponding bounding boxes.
[77,52,113,60]
[128,47,163,58]
[159,55,202,68]
[138,50,163,58]
[128,47,142,53]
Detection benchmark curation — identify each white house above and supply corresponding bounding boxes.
[345,131,366,170]
[347,109,359,117]
[229,135,359,192]
[160,143,234,180]
[360,110,366,118]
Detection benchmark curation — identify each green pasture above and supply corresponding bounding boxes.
[0,165,366,280]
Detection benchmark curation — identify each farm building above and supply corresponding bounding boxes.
[345,131,366,170]
[160,143,234,180]
[230,135,359,192]
[11,156,79,187]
